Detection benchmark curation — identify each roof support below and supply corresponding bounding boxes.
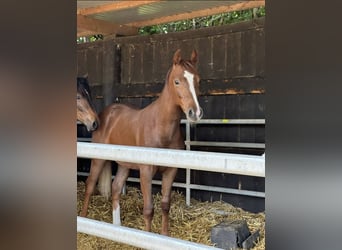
[77,14,138,36]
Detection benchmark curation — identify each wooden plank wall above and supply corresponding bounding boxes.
[113,17,265,98]
[77,17,264,104]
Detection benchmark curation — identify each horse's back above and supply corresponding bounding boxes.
[101,103,138,119]
[94,103,141,145]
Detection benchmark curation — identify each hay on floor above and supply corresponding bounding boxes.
[77,182,265,250]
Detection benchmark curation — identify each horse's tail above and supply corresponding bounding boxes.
[97,161,112,199]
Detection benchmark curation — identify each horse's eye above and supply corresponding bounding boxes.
[77,95,81,100]
[174,80,180,85]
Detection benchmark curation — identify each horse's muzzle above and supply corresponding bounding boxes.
[187,107,203,122]
[87,120,99,132]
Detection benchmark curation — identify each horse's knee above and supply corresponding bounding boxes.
[161,201,170,214]
[112,186,121,199]
[143,206,154,220]
[85,179,95,195]
[112,180,125,201]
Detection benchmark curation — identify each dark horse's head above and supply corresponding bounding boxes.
[167,49,203,123]
[77,76,99,132]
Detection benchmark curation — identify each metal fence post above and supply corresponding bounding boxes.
[185,121,191,206]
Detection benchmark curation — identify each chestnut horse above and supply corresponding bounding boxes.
[77,76,99,132]
[80,49,203,236]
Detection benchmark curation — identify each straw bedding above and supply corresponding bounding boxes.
[77,181,265,249]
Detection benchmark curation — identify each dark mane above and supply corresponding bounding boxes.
[77,77,91,97]
[179,59,197,74]
[77,77,95,109]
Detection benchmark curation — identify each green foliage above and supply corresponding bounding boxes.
[139,6,265,35]
[77,34,103,44]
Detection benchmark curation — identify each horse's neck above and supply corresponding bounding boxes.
[141,80,183,146]
[151,82,181,125]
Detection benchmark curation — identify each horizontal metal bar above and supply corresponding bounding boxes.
[129,178,265,198]
[185,141,265,149]
[181,119,265,124]
[187,183,265,198]
[77,142,265,177]
[78,139,265,149]
[77,172,264,198]
[77,217,222,250]
[77,137,92,142]
[79,119,264,125]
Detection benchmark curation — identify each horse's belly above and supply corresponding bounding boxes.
[117,161,141,170]
[117,161,177,174]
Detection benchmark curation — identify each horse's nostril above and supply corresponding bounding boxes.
[188,109,194,118]
[92,121,98,130]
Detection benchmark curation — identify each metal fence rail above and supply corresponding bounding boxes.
[182,119,265,205]
[77,142,265,177]
[77,172,265,198]
[78,216,223,250]
[182,118,265,150]
[180,119,265,124]
[77,119,266,205]
[185,141,265,148]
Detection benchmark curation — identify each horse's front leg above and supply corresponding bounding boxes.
[111,165,130,226]
[81,158,107,217]
[140,165,156,232]
[160,167,178,236]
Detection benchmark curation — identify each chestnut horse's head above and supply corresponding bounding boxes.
[77,77,99,132]
[168,49,203,123]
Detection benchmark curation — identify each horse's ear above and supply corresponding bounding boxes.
[173,49,182,65]
[190,49,198,65]
[83,73,88,79]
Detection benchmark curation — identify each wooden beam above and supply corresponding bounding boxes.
[77,14,138,36]
[127,1,265,27]
[110,78,265,98]
[77,0,162,15]
[77,29,100,38]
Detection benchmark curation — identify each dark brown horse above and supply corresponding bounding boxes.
[77,76,99,132]
[80,49,203,236]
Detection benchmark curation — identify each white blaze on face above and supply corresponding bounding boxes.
[184,70,201,117]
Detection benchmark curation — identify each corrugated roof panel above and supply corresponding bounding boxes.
[90,1,238,25]
[77,1,114,10]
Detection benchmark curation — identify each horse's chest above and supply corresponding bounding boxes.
[156,133,175,146]
[143,124,181,148]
